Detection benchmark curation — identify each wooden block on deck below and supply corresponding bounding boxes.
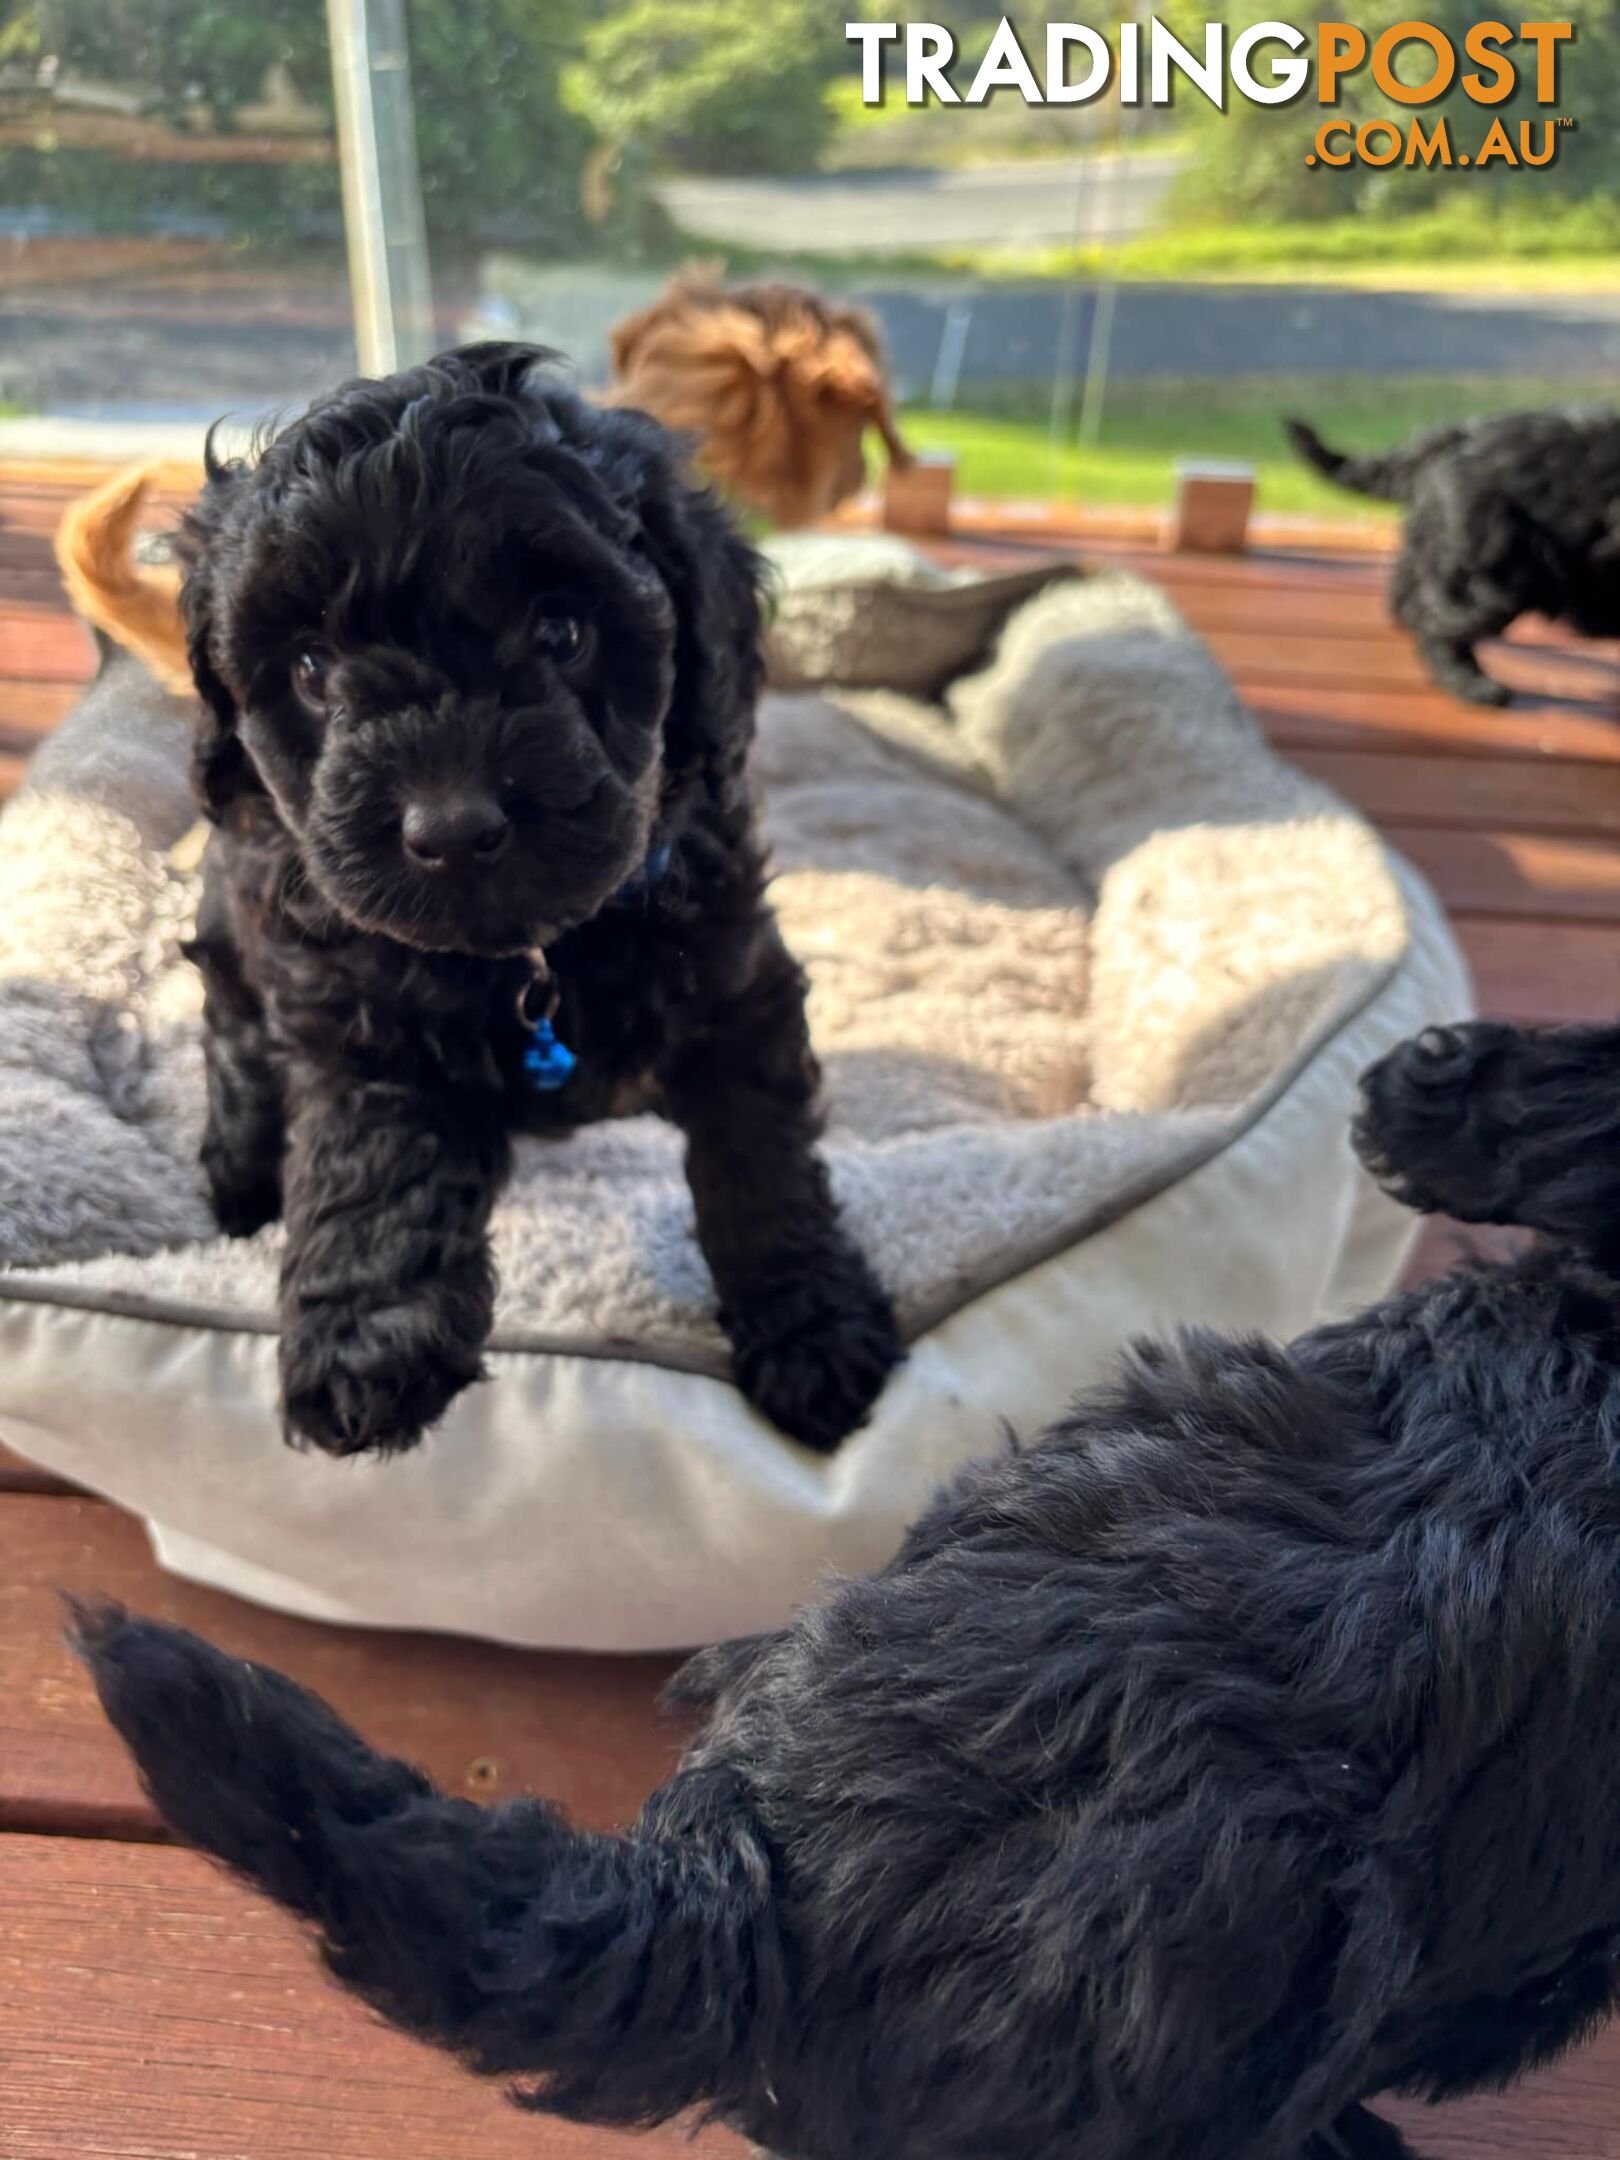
[0,1492,687,1839]
[1171,460,1255,555]
[883,452,955,538]
[1,1832,743,2160]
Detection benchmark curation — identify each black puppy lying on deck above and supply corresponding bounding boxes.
[175,339,897,1456]
[1288,409,1620,706]
[82,1015,1620,2160]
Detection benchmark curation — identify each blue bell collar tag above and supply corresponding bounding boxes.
[517,953,577,1093]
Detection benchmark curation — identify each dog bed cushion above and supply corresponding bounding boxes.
[0,560,1472,1649]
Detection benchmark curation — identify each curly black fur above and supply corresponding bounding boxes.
[77,1017,1620,2158]
[1287,410,1620,706]
[177,341,899,1454]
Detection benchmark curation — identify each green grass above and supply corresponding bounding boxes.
[904,373,1617,512]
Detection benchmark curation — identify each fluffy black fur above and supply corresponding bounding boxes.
[79,1016,1620,2159]
[177,340,898,1455]
[1287,409,1620,706]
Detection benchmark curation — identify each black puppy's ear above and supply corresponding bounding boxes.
[631,453,766,797]
[433,340,567,402]
[175,437,249,820]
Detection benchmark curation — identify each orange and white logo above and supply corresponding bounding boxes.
[845,18,1578,171]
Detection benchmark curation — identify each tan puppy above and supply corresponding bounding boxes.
[608,271,911,528]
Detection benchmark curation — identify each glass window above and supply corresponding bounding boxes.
[4,2,1614,530]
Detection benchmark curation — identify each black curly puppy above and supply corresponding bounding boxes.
[176,340,898,1455]
[80,1015,1620,2160]
[1288,409,1620,706]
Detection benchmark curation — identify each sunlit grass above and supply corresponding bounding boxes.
[901,372,1615,511]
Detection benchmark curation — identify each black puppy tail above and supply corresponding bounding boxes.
[1284,417,1462,503]
[71,1604,779,2127]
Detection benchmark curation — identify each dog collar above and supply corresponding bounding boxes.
[613,840,673,902]
[517,956,576,1093]
[517,841,673,1093]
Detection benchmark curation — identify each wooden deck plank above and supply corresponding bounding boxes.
[1206,628,1617,702]
[0,531,67,574]
[0,565,89,605]
[0,679,82,742]
[1251,683,1620,764]
[0,486,183,536]
[1,1832,742,2160]
[0,610,95,682]
[1386,827,1620,924]
[1163,581,1618,659]
[1454,918,1620,1023]
[1290,751,1620,838]
[1,1825,1614,2160]
[0,1493,687,1841]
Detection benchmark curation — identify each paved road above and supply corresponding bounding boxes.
[474,260,1620,403]
[3,232,1619,430]
[656,154,1181,254]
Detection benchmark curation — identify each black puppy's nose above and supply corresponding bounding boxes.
[401,793,511,871]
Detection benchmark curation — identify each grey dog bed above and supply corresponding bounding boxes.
[0,542,1471,1648]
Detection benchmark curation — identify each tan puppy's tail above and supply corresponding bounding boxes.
[55,464,193,695]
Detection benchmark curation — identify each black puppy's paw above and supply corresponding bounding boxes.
[202,1145,282,1239]
[724,1239,903,1454]
[1353,1023,1512,1217]
[1454,673,1514,709]
[280,1302,483,1457]
[1358,1019,1620,1256]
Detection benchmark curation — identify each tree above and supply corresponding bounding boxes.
[564,0,845,175]
[15,0,597,241]
[404,0,593,239]
[33,0,325,129]
[1176,0,1620,219]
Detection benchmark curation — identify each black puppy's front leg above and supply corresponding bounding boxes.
[277,1067,509,1455]
[662,925,901,1453]
[197,987,285,1236]
[1356,1020,1620,1265]
[187,890,285,1238]
[1390,533,1514,708]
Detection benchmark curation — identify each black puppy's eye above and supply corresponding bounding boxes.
[534,616,589,666]
[292,648,331,710]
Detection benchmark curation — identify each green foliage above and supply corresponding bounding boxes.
[0,1,43,67]
[404,0,593,239]
[564,0,845,174]
[39,0,326,130]
[11,0,601,241]
[1178,0,1620,220]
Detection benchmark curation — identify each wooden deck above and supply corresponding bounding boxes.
[3,466,1620,2159]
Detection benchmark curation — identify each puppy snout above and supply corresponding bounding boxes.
[401,791,512,873]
